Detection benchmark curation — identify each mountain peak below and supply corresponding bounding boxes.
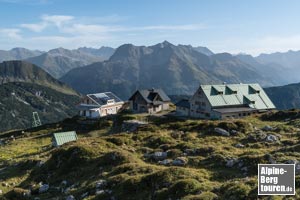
[193,46,214,56]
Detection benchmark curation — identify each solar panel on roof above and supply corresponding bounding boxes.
[94,93,109,98]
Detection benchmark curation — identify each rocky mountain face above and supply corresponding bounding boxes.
[265,82,300,109]
[0,61,80,132]
[236,54,287,86]
[193,46,214,56]
[0,82,80,132]
[0,48,44,62]
[26,47,115,78]
[0,60,78,95]
[256,50,300,83]
[60,41,281,99]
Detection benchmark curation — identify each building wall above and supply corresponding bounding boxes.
[129,92,148,112]
[78,103,123,118]
[190,87,213,119]
[100,103,123,117]
[176,106,190,116]
[218,110,256,119]
[162,103,169,110]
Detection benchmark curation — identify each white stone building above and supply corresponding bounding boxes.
[77,92,124,118]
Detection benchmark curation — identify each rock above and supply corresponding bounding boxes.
[158,159,173,166]
[248,131,267,142]
[96,179,107,189]
[0,189,2,194]
[235,143,244,148]
[66,195,75,200]
[172,157,188,166]
[39,184,49,193]
[184,149,195,155]
[152,152,167,160]
[214,128,230,136]
[95,189,105,195]
[262,125,273,131]
[226,159,238,168]
[61,180,68,186]
[230,130,239,135]
[36,160,45,167]
[265,134,278,142]
[81,192,89,198]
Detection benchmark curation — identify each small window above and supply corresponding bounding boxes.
[218,91,223,95]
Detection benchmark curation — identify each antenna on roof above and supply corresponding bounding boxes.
[32,112,42,128]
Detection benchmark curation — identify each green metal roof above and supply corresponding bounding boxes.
[200,83,276,110]
[53,131,78,146]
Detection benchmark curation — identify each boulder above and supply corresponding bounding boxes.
[66,195,75,200]
[226,158,238,168]
[39,184,49,193]
[214,128,230,136]
[36,160,45,167]
[172,157,188,166]
[96,179,107,189]
[265,134,278,143]
[95,189,105,195]
[248,131,267,142]
[81,192,89,198]
[152,152,167,160]
[61,180,68,186]
[158,159,173,166]
[235,143,244,148]
[262,125,273,131]
[230,130,239,135]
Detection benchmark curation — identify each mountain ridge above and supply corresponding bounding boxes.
[60,41,280,99]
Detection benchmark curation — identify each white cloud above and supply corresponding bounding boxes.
[0,28,22,40]
[0,14,208,50]
[41,14,74,27]
[20,22,47,32]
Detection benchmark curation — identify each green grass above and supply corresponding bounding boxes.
[1,110,300,199]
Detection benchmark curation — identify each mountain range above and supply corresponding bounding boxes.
[1,42,300,113]
[256,50,300,83]
[265,82,300,110]
[60,41,285,99]
[0,61,80,132]
[0,47,115,79]
[0,47,44,62]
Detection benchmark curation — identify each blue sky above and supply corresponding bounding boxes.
[0,0,299,55]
